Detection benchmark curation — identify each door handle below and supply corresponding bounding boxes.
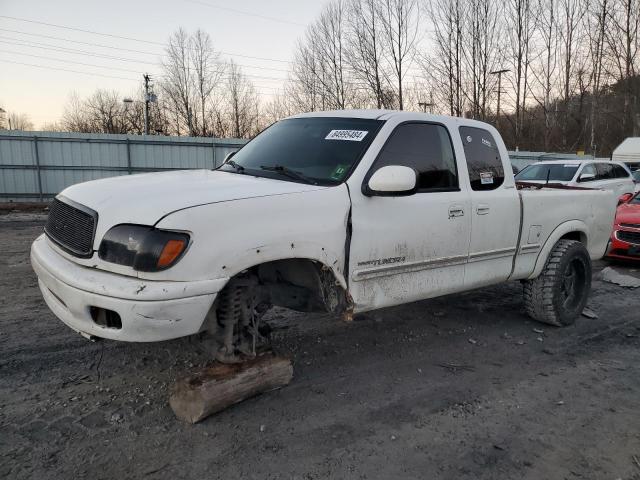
[476,204,490,215]
[448,206,465,218]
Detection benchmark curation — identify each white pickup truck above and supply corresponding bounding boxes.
[31,110,617,362]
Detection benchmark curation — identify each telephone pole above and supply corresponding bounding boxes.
[418,92,435,113]
[490,69,509,128]
[143,74,151,135]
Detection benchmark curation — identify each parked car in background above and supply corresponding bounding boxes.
[607,192,640,261]
[515,160,636,198]
[632,169,640,192]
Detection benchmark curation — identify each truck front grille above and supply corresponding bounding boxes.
[620,223,640,229]
[617,230,640,245]
[45,198,98,257]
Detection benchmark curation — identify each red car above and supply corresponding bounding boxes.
[608,192,640,261]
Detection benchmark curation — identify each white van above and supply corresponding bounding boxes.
[515,160,636,199]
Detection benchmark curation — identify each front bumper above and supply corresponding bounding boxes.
[31,235,227,342]
[606,228,640,262]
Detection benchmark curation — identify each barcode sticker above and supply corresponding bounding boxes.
[325,130,368,141]
[480,172,494,184]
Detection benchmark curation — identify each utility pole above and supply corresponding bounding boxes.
[418,93,434,113]
[143,74,151,135]
[490,69,509,129]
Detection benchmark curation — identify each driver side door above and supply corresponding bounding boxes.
[348,122,472,312]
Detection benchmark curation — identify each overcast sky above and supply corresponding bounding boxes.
[0,0,326,128]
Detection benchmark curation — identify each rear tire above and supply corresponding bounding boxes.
[523,239,592,326]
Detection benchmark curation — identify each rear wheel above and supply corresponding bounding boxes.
[523,239,592,326]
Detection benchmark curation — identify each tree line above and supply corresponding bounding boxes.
[9,0,640,155]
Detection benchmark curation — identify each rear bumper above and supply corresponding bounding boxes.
[31,235,226,342]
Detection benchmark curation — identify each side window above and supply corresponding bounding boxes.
[596,163,614,180]
[459,126,504,191]
[579,163,597,181]
[612,164,630,179]
[371,123,458,191]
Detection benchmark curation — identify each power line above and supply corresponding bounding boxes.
[0,28,294,73]
[0,39,292,84]
[0,58,138,81]
[0,49,157,74]
[0,59,279,96]
[0,37,160,65]
[183,0,306,27]
[0,15,292,63]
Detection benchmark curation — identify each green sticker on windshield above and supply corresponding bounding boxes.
[330,164,349,180]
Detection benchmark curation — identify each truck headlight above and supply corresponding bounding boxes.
[98,224,190,272]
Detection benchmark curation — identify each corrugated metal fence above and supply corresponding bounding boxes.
[0,130,616,202]
[0,131,247,202]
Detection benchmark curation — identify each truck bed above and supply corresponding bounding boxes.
[510,187,617,280]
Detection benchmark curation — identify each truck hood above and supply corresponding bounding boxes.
[60,169,327,241]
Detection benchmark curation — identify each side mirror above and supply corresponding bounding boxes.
[618,193,634,205]
[224,151,236,163]
[366,165,417,196]
[578,172,596,182]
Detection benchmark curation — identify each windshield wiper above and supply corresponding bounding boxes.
[260,165,318,185]
[224,160,245,173]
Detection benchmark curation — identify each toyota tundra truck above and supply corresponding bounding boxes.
[31,110,617,363]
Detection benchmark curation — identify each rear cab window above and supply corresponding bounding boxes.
[459,126,504,190]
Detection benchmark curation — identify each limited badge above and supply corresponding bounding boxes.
[480,172,494,184]
[325,130,368,141]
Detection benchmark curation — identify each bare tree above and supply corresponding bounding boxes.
[423,0,465,116]
[346,0,393,108]
[226,60,260,138]
[161,28,196,136]
[586,0,611,154]
[558,0,587,148]
[379,0,419,109]
[530,0,560,151]
[191,29,223,136]
[506,0,536,145]
[461,0,503,120]
[6,112,34,131]
[607,0,639,135]
[288,1,352,111]
[61,90,129,133]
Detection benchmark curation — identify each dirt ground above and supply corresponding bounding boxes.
[2,214,640,480]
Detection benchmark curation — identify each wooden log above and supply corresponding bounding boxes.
[169,351,293,423]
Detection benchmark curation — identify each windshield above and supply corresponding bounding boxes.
[219,117,384,185]
[516,163,579,182]
[633,170,640,182]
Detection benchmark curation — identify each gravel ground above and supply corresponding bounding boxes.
[2,214,640,480]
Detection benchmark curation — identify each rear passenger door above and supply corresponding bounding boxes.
[458,126,520,288]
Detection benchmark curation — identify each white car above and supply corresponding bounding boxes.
[632,170,640,192]
[31,110,617,363]
[515,159,636,199]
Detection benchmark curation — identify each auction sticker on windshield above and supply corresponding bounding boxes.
[325,130,368,141]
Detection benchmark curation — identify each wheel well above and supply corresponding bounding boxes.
[226,258,348,314]
[560,231,586,245]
